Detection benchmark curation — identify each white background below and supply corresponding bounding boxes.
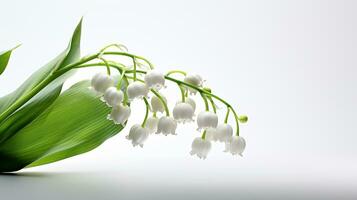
[0,0,356,199]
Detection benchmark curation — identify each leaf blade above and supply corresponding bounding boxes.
[0,81,123,172]
[0,44,21,75]
[0,19,83,143]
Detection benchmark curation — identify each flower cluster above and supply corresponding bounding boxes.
[89,46,247,160]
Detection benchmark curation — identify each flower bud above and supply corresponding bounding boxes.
[91,73,114,93]
[107,104,131,125]
[127,81,149,100]
[238,115,248,123]
[156,116,177,136]
[151,94,167,113]
[145,116,159,134]
[224,136,246,156]
[126,124,149,147]
[215,124,233,143]
[144,70,165,90]
[190,137,211,159]
[173,102,194,123]
[103,87,124,107]
[197,111,218,130]
[184,74,203,94]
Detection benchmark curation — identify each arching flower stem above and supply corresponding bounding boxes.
[224,106,230,123]
[141,97,150,127]
[178,84,186,102]
[200,92,209,111]
[166,70,187,76]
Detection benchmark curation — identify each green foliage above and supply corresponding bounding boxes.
[0,19,123,172]
[0,81,123,172]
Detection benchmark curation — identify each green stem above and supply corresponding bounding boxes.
[208,96,217,113]
[230,106,240,136]
[201,130,207,140]
[224,106,230,123]
[166,70,187,76]
[103,51,154,70]
[150,89,170,117]
[0,53,99,123]
[141,97,150,127]
[98,57,111,75]
[200,92,209,111]
[178,84,185,102]
[133,57,137,81]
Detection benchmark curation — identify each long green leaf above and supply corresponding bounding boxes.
[0,44,21,75]
[0,81,123,172]
[0,19,82,143]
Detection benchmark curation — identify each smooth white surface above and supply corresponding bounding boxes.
[1,0,357,199]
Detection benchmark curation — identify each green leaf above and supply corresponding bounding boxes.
[0,44,21,76]
[0,81,123,172]
[0,19,82,143]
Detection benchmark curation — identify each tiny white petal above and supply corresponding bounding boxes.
[184,74,203,95]
[127,81,149,100]
[190,137,211,159]
[151,94,167,113]
[127,124,149,147]
[156,116,177,135]
[144,70,165,90]
[225,136,246,156]
[173,102,194,123]
[108,104,131,125]
[91,73,114,93]
[197,111,218,130]
[145,116,159,134]
[215,124,233,143]
[103,87,124,107]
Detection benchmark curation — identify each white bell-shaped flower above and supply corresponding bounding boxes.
[190,137,211,159]
[107,104,131,125]
[145,116,159,134]
[144,70,165,90]
[224,136,246,156]
[126,124,149,147]
[177,97,196,112]
[127,81,149,100]
[184,74,203,94]
[185,97,196,112]
[215,124,233,143]
[173,102,194,123]
[151,94,167,113]
[156,116,177,136]
[204,128,218,141]
[103,87,124,107]
[91,73,114,93]
[197,111,218,130]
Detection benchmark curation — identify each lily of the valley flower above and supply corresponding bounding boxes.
[184,74,203,94]
[145,116,159,134]
[224,136,246,156]
[127,81,149,100]
[107,104,131,125]
[103,87,124,107]
[126,124,149,147]
[151,94,167,113]
[197,111,218,130]
[156,116,177,136]
[91,73,114,93]
[173,102,194,123]
[204,128,218,141]
[144,70,165,90]
[215,124,233,143]
[190,137,211,159]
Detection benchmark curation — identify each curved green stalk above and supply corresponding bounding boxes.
[141,97,150,127]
